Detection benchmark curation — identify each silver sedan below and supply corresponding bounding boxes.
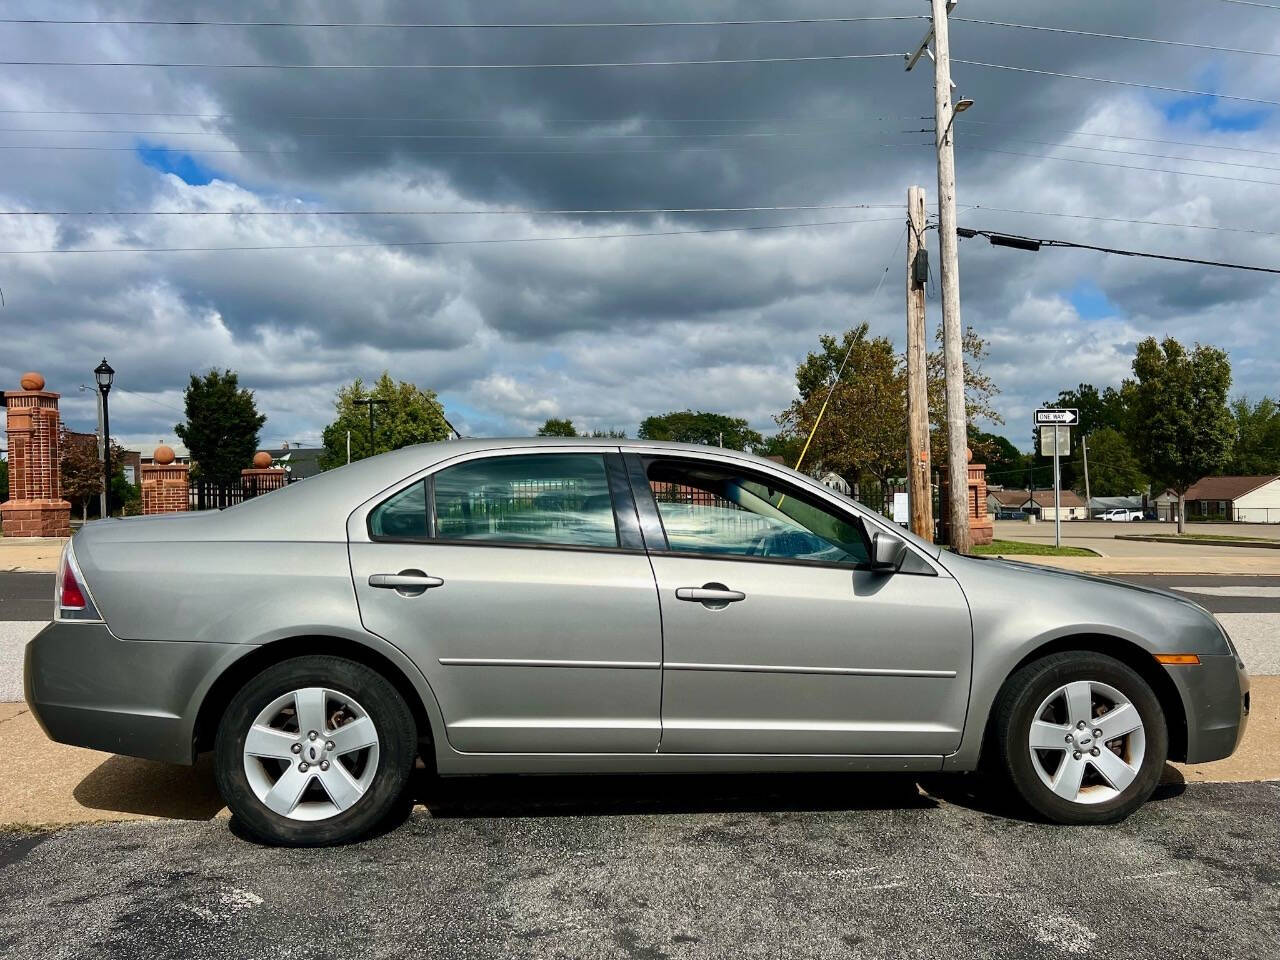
[25,439,1248,845]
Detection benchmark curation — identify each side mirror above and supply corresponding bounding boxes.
[869,530,908,572]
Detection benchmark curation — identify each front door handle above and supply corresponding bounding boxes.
[369,570,444,596]
[676,583,745,609]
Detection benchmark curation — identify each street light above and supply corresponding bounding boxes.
[94,358,114,516]
[353,396,387,459]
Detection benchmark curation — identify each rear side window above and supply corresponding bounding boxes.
[433,453,618,548]
[368,480,428,540]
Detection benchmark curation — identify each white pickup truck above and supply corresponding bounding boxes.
[1099,507,1144,521]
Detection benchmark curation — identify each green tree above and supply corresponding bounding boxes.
[537,418,578,437]
[589,429,627,438]
[637,410,763,451]
[320,372,451,470]
[175,369,266,486]
[1042,382,1133,490]
[1227,396,1280,475]
[0,458,7,501]
[1128,337,1233,532]
[927,326,1002,466]
[61,433,103,521]
[755,431,805,466]
[1083,426,1148,497]
[968,427,1023,486]
[780,323,906,498]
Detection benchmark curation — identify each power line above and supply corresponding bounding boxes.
[0,52,906,70]
[964,204,1280,239]
[0,203,901,217]
[955,59,1280,107]
[1212,0,1280,9]
[958,119,1280,160]
[954,17,1280,58]
[978,135,1280,174]
[0,126,895,141]
[0,140,930,158]
[964,145,1280,187]
[0,214,905,255]
[0,15,924,29]
[956,227,1280,274]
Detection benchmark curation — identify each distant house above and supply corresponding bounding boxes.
[1087,495,1145,519]
[988,488,1088,521]
[1172,476,1280,524]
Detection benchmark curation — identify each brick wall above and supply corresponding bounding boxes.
[1,383,71,537]
[141,463,190,515]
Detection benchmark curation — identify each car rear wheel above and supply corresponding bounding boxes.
[995,651,1167,824]
[214,655,416,846]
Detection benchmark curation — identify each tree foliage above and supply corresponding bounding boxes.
[175,369,267,486]
[1128,337,1233,530]
[1227,396,1280,475]
[0,458,7,502]
[781,323,905,494]
[60,435,132,519]
[536,418,578,437]
[927,326,1002,465]
[637,410,762,451]
[1083,426,1148,497]
[320,372,451,470]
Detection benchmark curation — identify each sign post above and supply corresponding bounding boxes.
[1034,409,1080,550]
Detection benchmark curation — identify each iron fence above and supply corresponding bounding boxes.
[189,473,292,511]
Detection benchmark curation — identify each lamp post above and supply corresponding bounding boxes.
[94,358,115,516]
[353,396,387,459]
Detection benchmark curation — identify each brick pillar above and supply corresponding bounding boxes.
[1,372,71,538]
[938,448,993,547]
[241,450,287,499]
[141,445,189,515]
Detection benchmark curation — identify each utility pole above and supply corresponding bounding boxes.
[907,0,970,553]
[905,185,933,541]
[1081,434,1092,518]
[353,396,387,459]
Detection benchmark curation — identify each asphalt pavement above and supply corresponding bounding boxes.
[1,778,1277,960]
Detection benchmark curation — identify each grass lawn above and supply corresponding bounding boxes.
[970,539,1098,557]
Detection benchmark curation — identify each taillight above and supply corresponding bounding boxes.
[56,544,102,622]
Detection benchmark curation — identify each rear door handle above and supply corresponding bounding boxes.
[676,583,745,608]
[369,571,444,595]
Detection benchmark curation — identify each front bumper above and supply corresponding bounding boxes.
[24,622,246,765]
[1169,653,1250,764]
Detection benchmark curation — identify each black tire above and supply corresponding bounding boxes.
[994,651,1168,825]
[214,655,417,846]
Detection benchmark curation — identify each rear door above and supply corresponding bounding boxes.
[628,453,973,757]
[348,448,662,754]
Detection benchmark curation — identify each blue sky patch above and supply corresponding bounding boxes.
[1068,281,1118,321]
[136,144,221,185]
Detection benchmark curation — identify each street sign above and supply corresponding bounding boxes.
[1034,407,1079,426]
[1038,425,1070,457]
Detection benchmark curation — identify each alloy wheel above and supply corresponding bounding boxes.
[242,687,381,821]
[1027,679,1146,805]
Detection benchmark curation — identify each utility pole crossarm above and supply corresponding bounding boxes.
[904,0,956,78]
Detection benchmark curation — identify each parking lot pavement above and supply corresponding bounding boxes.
[1,779,1277,960]
[0,573,52,622]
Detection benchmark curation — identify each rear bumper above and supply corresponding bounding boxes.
[24,621,245,765]
[1170,653,1249,764]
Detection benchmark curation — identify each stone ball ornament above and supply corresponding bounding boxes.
[153,445,176,466]
[19,372,45,391]
[252,451,273,469]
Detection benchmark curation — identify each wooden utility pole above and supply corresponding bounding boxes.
[905,186,933,541]
[925,0,971,553]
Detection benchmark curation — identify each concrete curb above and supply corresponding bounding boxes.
[1115,535,1280,550]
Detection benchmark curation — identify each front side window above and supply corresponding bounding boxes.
[646,459,869,565]
[433,453,618,548]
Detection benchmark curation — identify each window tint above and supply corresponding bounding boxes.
[369,480,428,540]
[647,460,868,565]
[434,454,618,548]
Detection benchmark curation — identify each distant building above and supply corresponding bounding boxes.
[1087,495,1145,519]
[265,445,324,480]
[1164,475,1280,524]
[988,488,1088,521]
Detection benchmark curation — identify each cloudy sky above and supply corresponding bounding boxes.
[1,0,1277,454]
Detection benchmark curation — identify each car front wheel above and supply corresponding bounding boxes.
[995,651,1168,824]
[214,655,417,846]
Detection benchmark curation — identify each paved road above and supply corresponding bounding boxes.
[0,573,51,622]
[1,779,1277,960]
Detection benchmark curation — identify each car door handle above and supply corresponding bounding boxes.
[676,585,745,604]
[369,573,444,590]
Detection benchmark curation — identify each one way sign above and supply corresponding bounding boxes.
[1034,408,1080,426]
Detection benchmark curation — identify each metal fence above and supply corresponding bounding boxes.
[189,473,292,511]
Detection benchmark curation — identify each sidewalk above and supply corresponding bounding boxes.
[0,537,66,573]
[1006,554,1280,575]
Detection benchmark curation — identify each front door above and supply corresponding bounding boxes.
[349,450,662,754]
[632,455,972,757]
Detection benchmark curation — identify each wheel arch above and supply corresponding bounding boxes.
[193,634,442,757]
[981,633,1189,764]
